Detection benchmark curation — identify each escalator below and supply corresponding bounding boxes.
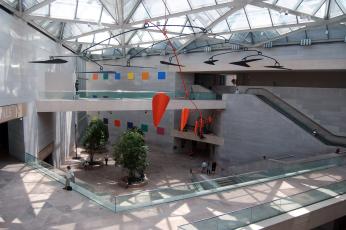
[245,88,346,147]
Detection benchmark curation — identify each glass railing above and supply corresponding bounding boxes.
[24,152,346,213]
[178,179,346,230]
[24,153,115,212]
[39,90,217,100]
[114,155,346,212]
[246,88,346,147]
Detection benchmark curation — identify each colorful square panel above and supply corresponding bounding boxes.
[158,71,166,80]
[141,124,148,132]
[114,120,121,127]
[127,72,134,80]
[103,118,108,124]
[103,72,108,80]
[157,127,165,135]
[92,73,99,80]
[142,71,149,80]
[114,73,121,80]
[127,122,133,129]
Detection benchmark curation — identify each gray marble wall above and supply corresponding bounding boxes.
[215,94,334,169]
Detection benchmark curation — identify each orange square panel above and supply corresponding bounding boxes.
[92,73,99,80]
[142,71,149,80]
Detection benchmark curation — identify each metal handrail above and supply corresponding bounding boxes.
[246,87,346,147]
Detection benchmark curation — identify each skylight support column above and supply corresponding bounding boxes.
[325,0,331,19]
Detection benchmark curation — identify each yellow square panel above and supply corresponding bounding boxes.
[127,72,134,80]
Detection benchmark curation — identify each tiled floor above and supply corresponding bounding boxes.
[61,144,210,196]
[1,156,346,230]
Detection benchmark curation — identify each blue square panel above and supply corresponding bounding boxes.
[158,71,166,80]
[127,122,133,129]
[114,73,121,80]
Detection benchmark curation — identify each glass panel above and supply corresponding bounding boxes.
[30,4,49,16]
[276,0,302,10]
[131,3,150,21]
[94,32,111,44]
[314,2,326,18]
[101,9,116,24]
[297,0,325,15]
[76,0,102,22]
[165,0,190,13]
[189,0,216,8]
[78,34,94,43]
[245,5,272,28]
[330,0,344,17]
[212,20,230,33]
[50,0,77,20]
[142,0,167,17]
[337,0,346,12]
[226,9,250,31]
[23,0,45,11]
[270,9,298,26]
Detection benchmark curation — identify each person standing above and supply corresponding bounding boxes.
[212,161,217,174]
[207,162,212,175]
[201,161,207,173]
[63,166,75,190]
[104,154,109,166]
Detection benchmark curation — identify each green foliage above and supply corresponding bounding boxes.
[113,130,148,182]
[82,118,109,162]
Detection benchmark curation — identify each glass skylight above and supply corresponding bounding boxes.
[2,0,344,57]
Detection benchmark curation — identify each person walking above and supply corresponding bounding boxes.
[63,166,75,191]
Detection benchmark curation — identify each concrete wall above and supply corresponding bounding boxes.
[214,94,334,169]
[0,10,82,161]
[85,64,179,148]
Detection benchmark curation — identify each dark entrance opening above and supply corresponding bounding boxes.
[0,122,9,158]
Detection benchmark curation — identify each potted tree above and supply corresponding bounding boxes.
[82,118,109,165]
[113,128,148,186]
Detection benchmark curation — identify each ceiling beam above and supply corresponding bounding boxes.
[24,0,56,15]
[252,1,323,21]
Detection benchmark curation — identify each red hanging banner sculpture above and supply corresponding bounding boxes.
[180,108,190,131]
[152,93,170,127]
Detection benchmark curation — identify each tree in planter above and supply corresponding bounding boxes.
[82,118,109,164]
[113,129,148,184]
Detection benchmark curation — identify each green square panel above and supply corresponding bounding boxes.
[141,124,148,132]
[103,72,109,80]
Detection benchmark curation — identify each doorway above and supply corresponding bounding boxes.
[0,122,9,159]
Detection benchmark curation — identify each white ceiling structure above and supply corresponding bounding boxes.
[1,0,346,59]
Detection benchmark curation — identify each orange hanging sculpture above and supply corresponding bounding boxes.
[152,93,170,127]
[180,108,190,131]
